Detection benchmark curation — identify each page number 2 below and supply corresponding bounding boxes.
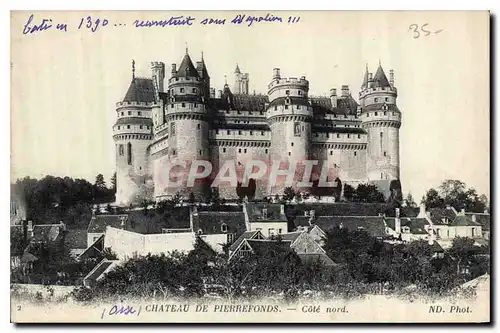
[17,305,21,311]
[409,23,443,39]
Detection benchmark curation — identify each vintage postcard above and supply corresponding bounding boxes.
[10,10,490,323]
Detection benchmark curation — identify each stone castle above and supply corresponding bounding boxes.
[113,50,402,205]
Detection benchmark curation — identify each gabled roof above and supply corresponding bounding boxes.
[65,229,87,249]
[450,215,482,227]
[172,53,199,78]
[32,224,64,243]
[297,253,337,267]
[123,78,155,103]
[465,213,490,231]
[314,216,386,238]
[279,231,303,244]
[87,215,129,234]
[193,211,246,235]
[229,230,264,252]
[428,208,457,225]
[83,259,119,286]
[372,65,391,88]
[246,239,292,257]
[78,235,105,260]
[246,203,287,222]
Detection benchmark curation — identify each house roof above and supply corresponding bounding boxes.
[229,230,263,252]
[450,215,482,227]
[465,213,490,231]
[290,203,392,218]
[428,208,457,225]
[246,239,292,257]
[84,259,119,284]
[310,95,359,116]
[123,78,155,103]
[430,241,444,253]
[87,215,129,234]
[32,224,64,243]
[232,94,268,112]
[65,229,87,249]
[193,211,247,236]
[246,203,286,222]
[294,216,312,228]
[384,217,429,234]
[78,235,105,260]
[297,253,337,267]
[279,231,303,243]
[314,216,386,238]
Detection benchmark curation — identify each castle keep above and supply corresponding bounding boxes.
[113,51,402,205]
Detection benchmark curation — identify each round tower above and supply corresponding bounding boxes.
[163,50,210,198]
[266,68,313,195]
[360,64,401,184]
[113,62,155,205]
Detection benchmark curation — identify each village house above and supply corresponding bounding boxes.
[243,203,289,237]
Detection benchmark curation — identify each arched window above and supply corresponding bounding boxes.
[127,142,132,165]
[221,223,228,233]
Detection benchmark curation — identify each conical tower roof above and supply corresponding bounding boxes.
[235,64,241,74]
[172,52,199,78]
[373,64,391,88]
[361,64,369,89]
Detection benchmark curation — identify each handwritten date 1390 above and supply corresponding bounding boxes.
[78,16,109,33]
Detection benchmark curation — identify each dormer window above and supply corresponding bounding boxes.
[197,229,203,235]
[221,223,228,233]
[180,88,185,93]
[262,208,268,219]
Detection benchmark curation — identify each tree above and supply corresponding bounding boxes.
[422,188,444,208]
[448,237,476,276]
[95,174,106,190]
[282,187,296,203]
[405,193,417,208]
[343,184,355,201]
[355,184,385,203]
[188,192,196,204]
[110,172,117,193]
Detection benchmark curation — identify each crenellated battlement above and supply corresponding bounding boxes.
[268,76,309,91]
[359,86,398,99]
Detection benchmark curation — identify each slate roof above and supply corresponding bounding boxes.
[297,253,337,267]
[84,260,118,285]
[310,95,359,116]
[372,65,391,88]
[32,224,64,243]
[246,203,287,222]
[314,216,386,238]
[428,208,457,225]
[172,53,200,78]
[229,230,262,252]
[232,94,268,112]
[79,235,105,260]
[450,215,482,227]
[279,231,303,243]
[294,216,313,228]
[65,229,87,249]
[290,203,392,218]
[87,215,129,234]
[385,217,430,235]
[123,78,155,103]
[192,211,247,236]
[246,239,292,257]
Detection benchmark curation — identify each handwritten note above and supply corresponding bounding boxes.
[22,13,302,35]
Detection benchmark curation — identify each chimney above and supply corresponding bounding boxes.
[395,208,401,234]
[341,85,349,97]
[280,204,285,217]
[368,73,373,81]
[310,210,315,218]
[461,208,466,215]
[242,202,250,231]
[428,238,434,246]
[171,63,177,75]
[60,221,66,232]
[28,220,33,238]
[273,68,281,80]
[330,88,337,108]
[471,214,477,222]
[304,210,309,217]
[418,203,426,218]
[217,90,222,98]
[389,69,394,86]
[189,206,197,232]
[210,88,215,98]
[484,209,489,214]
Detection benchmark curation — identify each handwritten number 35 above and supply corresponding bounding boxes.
[409,23,431,39]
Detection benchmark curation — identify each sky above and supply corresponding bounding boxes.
[10,10,490,200]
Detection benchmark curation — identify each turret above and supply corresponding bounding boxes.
[329,88,337,108]
[151,61,165,93]
[341,85,350,98]
[360,63,401,193]
[113,60,154,206]
[266,69,313,194]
